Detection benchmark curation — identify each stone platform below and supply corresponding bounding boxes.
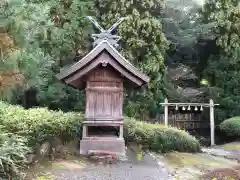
[80,138,125,156]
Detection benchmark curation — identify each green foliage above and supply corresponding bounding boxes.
[203,54,240,121]
[200,0,240,121]
[124,118,201,153]
[219,116,240,137]
[1,0,93,110]
[0,101,83,146]
[161,0,207,102]
[0,0,55,100]
[0,131,30,179]
[163,0,202,49]
[0,100,82,179]
[202,0,240,53]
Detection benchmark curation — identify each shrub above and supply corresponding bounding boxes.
[0,101,83,147]
[219,116,240,137]
[124,118,201,153]
[0,131,30,179]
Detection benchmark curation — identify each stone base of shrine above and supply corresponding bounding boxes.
[79,138,125,156]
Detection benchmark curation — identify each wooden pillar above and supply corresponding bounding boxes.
[164,98,168,127]
[119,124,124,140]
[82,124,87,138]
[210,99,215,146]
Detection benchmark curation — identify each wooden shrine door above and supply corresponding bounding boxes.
[85,67,124,120]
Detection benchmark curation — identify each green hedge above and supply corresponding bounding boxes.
[124,118,200,153]
[219,116,240,137]
[0,101,83,147]
[0,101,200,153]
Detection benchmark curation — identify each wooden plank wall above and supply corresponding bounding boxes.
[85,67,123,120]
[149,113,209,130]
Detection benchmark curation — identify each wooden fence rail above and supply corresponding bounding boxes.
[149,113,209,130]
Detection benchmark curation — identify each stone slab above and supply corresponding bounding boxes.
[80,139,125,156]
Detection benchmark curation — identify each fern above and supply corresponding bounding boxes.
[0,132,30,179]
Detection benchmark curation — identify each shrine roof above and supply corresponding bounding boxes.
[56,40,150,87]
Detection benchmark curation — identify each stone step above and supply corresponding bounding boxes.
[87,150,128,164]
[88,150,117,156]
[80,139,125,155]
[87,151,118,164]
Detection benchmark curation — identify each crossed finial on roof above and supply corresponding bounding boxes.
[87,16,125,48]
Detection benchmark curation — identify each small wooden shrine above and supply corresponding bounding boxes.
[56,17,149,155]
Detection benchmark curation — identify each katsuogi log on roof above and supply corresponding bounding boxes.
[56,40,150,89]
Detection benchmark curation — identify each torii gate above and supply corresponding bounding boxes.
[160,99,219,146]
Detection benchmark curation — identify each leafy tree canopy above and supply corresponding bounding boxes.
[200,0,240,121]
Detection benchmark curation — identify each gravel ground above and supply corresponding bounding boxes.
[51,151,170,180]
[54,162,170,180]
[202,147,240,161]
[27,144,240,180]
